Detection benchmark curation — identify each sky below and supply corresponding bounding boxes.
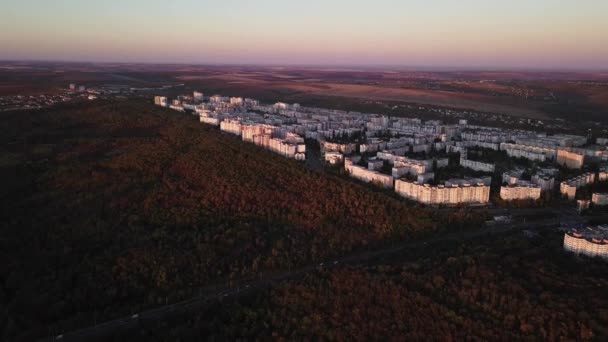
[1,0,607,69]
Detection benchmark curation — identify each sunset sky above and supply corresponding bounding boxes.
[1,0,607,69]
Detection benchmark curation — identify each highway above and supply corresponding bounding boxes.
[41,210,570,341]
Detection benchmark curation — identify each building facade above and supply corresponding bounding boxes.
[592,193,608,206]
[395,179,490,205]
[500,183,541,201]
[345,158,394,188]
[557,149,585,169]
[563,225,608,259]
[560,172,596,200]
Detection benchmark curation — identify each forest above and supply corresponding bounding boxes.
[124,231,608,341]
[0,99,454,340]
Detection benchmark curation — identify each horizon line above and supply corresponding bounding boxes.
[1,59,608,74]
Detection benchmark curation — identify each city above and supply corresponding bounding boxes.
[155,90,608,261]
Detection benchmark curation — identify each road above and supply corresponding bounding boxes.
[39,210,566,342]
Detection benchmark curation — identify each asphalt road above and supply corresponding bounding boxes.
[39,209,569,342]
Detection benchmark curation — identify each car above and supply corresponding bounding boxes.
[56,335,64,340]
[333,261,338,265]
[131,314,139,319]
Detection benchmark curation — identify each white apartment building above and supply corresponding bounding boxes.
[592,193,608,206]
[531,174,555,192]
[241,124,276,142]
[345,158,394,188]
[500,182,541,201]
[417,173,435,184]
[560,183,578,200]
[274,102,290,111]
[460,156,495,173]
[377,151,403,165]
[391,162,426,178]
[230,97,244,106]
[456,140,501,151]
[563,225,608,259]
[154,96,168,107]
[193,91,204,101]
[557,149,585,169]
[368,159,384,171]
[321,141,356,155]
[220,119,243,135]
[169,104,185,112]
[447,145,466,154]
[578,200,591,212]
[268,137,306,160]
[461,130,526,143]
[412,144,432,154]
[560,172,596,200]
[209,95,227,103]
[598,168,608,182]
[502,169,524,185]
[376,153,445,172]
[200,116,220,126]
[324,152,343,165]
[518,134,587,148]
[218,118,305,160]
[363,142,382,153]
[360,141,387,153]
[444,177,492,187]
[395,179,490,205]
[500,142,556,161]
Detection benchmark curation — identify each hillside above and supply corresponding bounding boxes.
[126,231,608,341]
[0,99,437,340]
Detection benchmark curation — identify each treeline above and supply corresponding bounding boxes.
[1,99,438,340]
[127,232,608,340]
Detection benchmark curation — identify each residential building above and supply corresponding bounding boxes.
[395,179,490,205]
[592,193,608,206]
[324,152,343,165]
[560,172,596,200]
[500,182,541,201]
[599,167,608,181]
[193,91,204,101]
[460,154,495,173]
[563,225,608,259]
[220,119,242,135]
[557,149,584,169]
[321,141,356,155]
[578,200,591,212]
[368,159,384,171]
[531,174,555,192]
[230,97,244,106]
[200,116,220,126]
[154,96,168,107]
[502,169,524,185]
[500,142,554,162]
[345,158,394,188]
